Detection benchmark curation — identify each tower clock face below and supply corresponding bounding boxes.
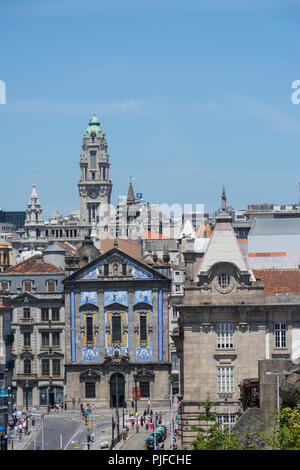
[88,189,99,199]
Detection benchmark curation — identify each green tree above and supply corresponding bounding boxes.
[191,397,250,450]
[262,407,300,450]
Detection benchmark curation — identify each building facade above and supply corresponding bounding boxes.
[0,251,65,409]
[63,246,171,408]
[174,192,300,449]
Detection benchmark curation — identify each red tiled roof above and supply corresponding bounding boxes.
[4,255,64,274]
[252,269,300,295]
[136,231,169,240]
[101,238,141,259]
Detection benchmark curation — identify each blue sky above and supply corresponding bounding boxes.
[1,0,300,218]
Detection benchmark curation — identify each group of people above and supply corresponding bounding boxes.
[13,418,27,440]
[46,402,67,414]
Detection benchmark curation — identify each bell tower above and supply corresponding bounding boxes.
[78,114,112,231]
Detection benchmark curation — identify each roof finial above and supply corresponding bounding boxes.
[222,185,226,211]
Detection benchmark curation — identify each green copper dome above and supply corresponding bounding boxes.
[84,114,103,137]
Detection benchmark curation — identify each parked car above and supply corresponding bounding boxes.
[145,437,154,450]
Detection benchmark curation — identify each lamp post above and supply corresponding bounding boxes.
[219,402,237,434]
[25,379,29,435]
[134,368,138,414]
[116,372,120,442]
[162,392,182,450]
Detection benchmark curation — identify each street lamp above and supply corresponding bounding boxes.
[219,402,237,434]
[134,368,138,414]
[116,372,120,442]
[161,392,182,450]
[265,371,291,426]
[25,379,29,435]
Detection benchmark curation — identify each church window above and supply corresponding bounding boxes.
[139,381,150,398]
[122,263,127,275]
[218,273,230,289]
[86,316,94,343]
[112,315,122,343]
[85,382,96,399]
[104,263,109,276]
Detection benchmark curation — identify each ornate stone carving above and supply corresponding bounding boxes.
[134,368,155,380]
[79,368,101,382]
[103,348,130,364]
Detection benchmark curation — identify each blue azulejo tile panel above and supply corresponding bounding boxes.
[133,289,153,305]
[104,290,128,307]
[81,347,100,362]
[136,346,153,362]
[80,291,98,306]
[105,346,128,356]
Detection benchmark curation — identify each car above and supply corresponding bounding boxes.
[145,437,154,450]
[150,431,164,443]
[154,426,167,438]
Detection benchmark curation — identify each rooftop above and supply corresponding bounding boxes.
[3,254,64,274]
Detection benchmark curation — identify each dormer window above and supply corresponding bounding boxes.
[218,273,230,289]
[24,281,32,292]
[47,280,56,292]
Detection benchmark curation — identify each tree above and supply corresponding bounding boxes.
[191,397,248,450]
[261,407,300,450]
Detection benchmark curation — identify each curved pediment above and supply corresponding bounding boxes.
[105,301,128,311]
[133,301,152,310]
[79,302,98,312]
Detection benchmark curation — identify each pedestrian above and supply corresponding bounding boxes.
[131,400,134,409]
[64,401,67,411]
[123,400,127,409]
[72,397,75,409]
[136,422,139,433]
[61,402,64,411]
[150,409,153,417]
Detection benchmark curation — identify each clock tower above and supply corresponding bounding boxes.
[78,114,112,231]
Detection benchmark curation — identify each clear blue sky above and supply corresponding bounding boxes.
[1,0,300,219]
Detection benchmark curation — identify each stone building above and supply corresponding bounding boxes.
[174,190,300,449]
[0,293,13,433]
[0,248,65,408]
[63,245,171,408]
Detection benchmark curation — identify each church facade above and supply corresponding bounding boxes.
[63,245,172,408]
